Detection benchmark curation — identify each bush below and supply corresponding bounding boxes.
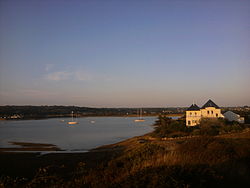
[198,118,226,136]
[153,116,249,138]
[168,131,188,138]
[191,129,201,136]
[152,117,188,138]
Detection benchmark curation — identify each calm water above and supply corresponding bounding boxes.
[0,117,156,151]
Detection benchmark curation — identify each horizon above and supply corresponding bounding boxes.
[0,102,249,109]
[1,0,250,107]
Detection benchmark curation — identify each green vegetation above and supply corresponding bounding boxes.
[152,115,249,138]
[152,116,190,138]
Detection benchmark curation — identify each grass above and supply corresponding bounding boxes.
[66,133,250,188]
[1,122,250,187]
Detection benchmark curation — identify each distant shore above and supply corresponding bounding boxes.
[0,113,183,121]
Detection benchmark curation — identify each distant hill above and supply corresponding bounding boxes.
[0,106,185,119]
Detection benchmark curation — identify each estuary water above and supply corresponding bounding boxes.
[0,116,156,151]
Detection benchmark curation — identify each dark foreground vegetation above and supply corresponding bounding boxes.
[1,116,250,187]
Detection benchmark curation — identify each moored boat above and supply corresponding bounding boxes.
[134,108,145,122]
[67,111,78,124]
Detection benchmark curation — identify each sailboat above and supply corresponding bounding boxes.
[67,111,78,125]
[134,108,145,122]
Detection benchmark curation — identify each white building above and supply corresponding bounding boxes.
[223,111,244,123]
[186,99,224,126]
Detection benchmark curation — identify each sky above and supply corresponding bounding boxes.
[0,0,249,107]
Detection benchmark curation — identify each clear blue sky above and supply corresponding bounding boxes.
[0,0,249,107]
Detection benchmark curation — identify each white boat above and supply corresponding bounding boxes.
[134,108,145,122]
[90,120,95,124]
[68,111,78,125]
[68,121,78,125]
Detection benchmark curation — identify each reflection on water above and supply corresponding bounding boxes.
[0,117,156,151]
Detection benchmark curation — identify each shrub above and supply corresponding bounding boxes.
[168,131,188,138]
[153,115,249,138]
[152,120,187,138]
[152,116,197,138]
[199,118,227,136]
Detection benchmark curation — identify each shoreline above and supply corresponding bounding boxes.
[0,134,138,179]
[1,129,250,186]
[0,133,152,153]
[0,116,159,154]
[0,114,183,121]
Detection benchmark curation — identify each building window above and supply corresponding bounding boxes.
[195,112,197,116]
[216,113,218,117]
[188,121,191,125]
[207,111,210,114]
[190,112,192,116]
[211,111,213,114]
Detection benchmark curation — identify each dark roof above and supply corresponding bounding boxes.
[187,104,200,111]
[201,99,220,109]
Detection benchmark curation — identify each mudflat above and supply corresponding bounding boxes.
[0,145,123,179]
[0,142,62,152]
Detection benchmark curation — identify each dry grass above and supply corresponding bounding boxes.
[1,130,250,187]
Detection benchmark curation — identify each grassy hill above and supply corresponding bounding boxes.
[1,119,250,187]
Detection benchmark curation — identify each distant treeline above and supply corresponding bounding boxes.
[1,105,249,121]
[0,106,185,119]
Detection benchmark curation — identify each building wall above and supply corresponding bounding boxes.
[200,107,223,118]
[186,107,223,126]
[186,110,201,126]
